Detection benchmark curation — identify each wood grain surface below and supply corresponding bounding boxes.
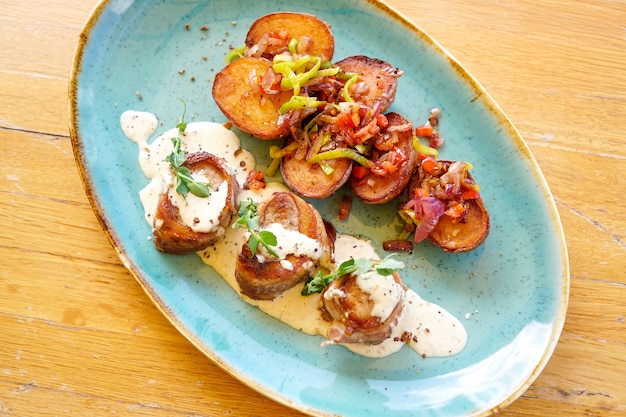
[1,0,625,415]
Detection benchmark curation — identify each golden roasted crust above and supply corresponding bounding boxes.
[245,12,335,62]
[212,57,295,140]
[280,137,353,199]
[336,55,402,113]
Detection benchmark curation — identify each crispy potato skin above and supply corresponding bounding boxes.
[280,137,353,199]
[235,191,331,300]
[350,112,418,204]
[429,195,490,253]
[336,56,402,113]
[245,12,335,61]
[408,160,490,253]
[153,152,238,255]
[212,57,294,140]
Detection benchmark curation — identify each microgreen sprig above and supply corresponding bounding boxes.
[165,100,211,198]
[301,254,404,296]
[232,198,279,258]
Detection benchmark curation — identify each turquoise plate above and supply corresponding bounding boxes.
[69,0,569,416]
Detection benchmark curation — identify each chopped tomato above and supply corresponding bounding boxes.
[381,160,398,174]
[420,156,438,173]
[415,125,433,137]
[462,187,480,200]
[339,195,353,221]
[413,187,430,199]
[244,170,266,190]
[352,165,370,179]
[444,202,466,219]
[336,112,359,130]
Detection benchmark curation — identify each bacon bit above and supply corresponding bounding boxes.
[339,195,353,221]
[243,170,266,190]
[376,113,389,128]
[429,132,444,148]
[383,239,413,252]
[400,331,413,343]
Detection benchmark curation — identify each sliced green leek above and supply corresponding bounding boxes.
[308,148,371,167]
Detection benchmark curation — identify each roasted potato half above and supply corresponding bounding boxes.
[408,160,490,253]
[429,196,490,253]
[245,12,335,61]
[280,137,353,199]
[212,57,295,140]
[336,56,402,113]
[153,152,238,255]
[350,112,418,204]
[235,191,332,300]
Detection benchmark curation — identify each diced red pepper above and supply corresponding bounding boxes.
[415,125,433,137]
[461,188,480,200]
[413,187,430,199]
[444,202,466,219]
[336,112,359,130]
[352,165,370,179]
[339,195,353,221]
[420,156,437,173]
[381,160,398,174]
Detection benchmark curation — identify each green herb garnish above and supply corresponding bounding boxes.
[165,100,211,198]
[232,198,279,258]
[301,254,404,296]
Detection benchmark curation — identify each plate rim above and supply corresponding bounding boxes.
[68,0,570,416]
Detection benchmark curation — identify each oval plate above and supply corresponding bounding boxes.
[69,1,569,416]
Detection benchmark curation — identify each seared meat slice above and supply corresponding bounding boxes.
[322,271,405,345]
[235,191,332,300]
[153,152,238,254]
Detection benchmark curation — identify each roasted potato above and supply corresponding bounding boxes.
[350,112,418,204]
[212,57,295,140]
[408,160,490,253]
[336,56,402,113]
[280,137,353,199]
[245,12,335,61]
[235,191,332,300]
[153,152,239,254]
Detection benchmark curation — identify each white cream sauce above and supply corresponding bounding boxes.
[121,110,254,231]
[121,110,467,359]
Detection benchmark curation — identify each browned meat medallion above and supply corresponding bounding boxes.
[321,271,406,345]
[153,152,239,255]
[235,191,332,300]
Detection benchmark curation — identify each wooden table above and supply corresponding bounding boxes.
[2,0,624,415]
